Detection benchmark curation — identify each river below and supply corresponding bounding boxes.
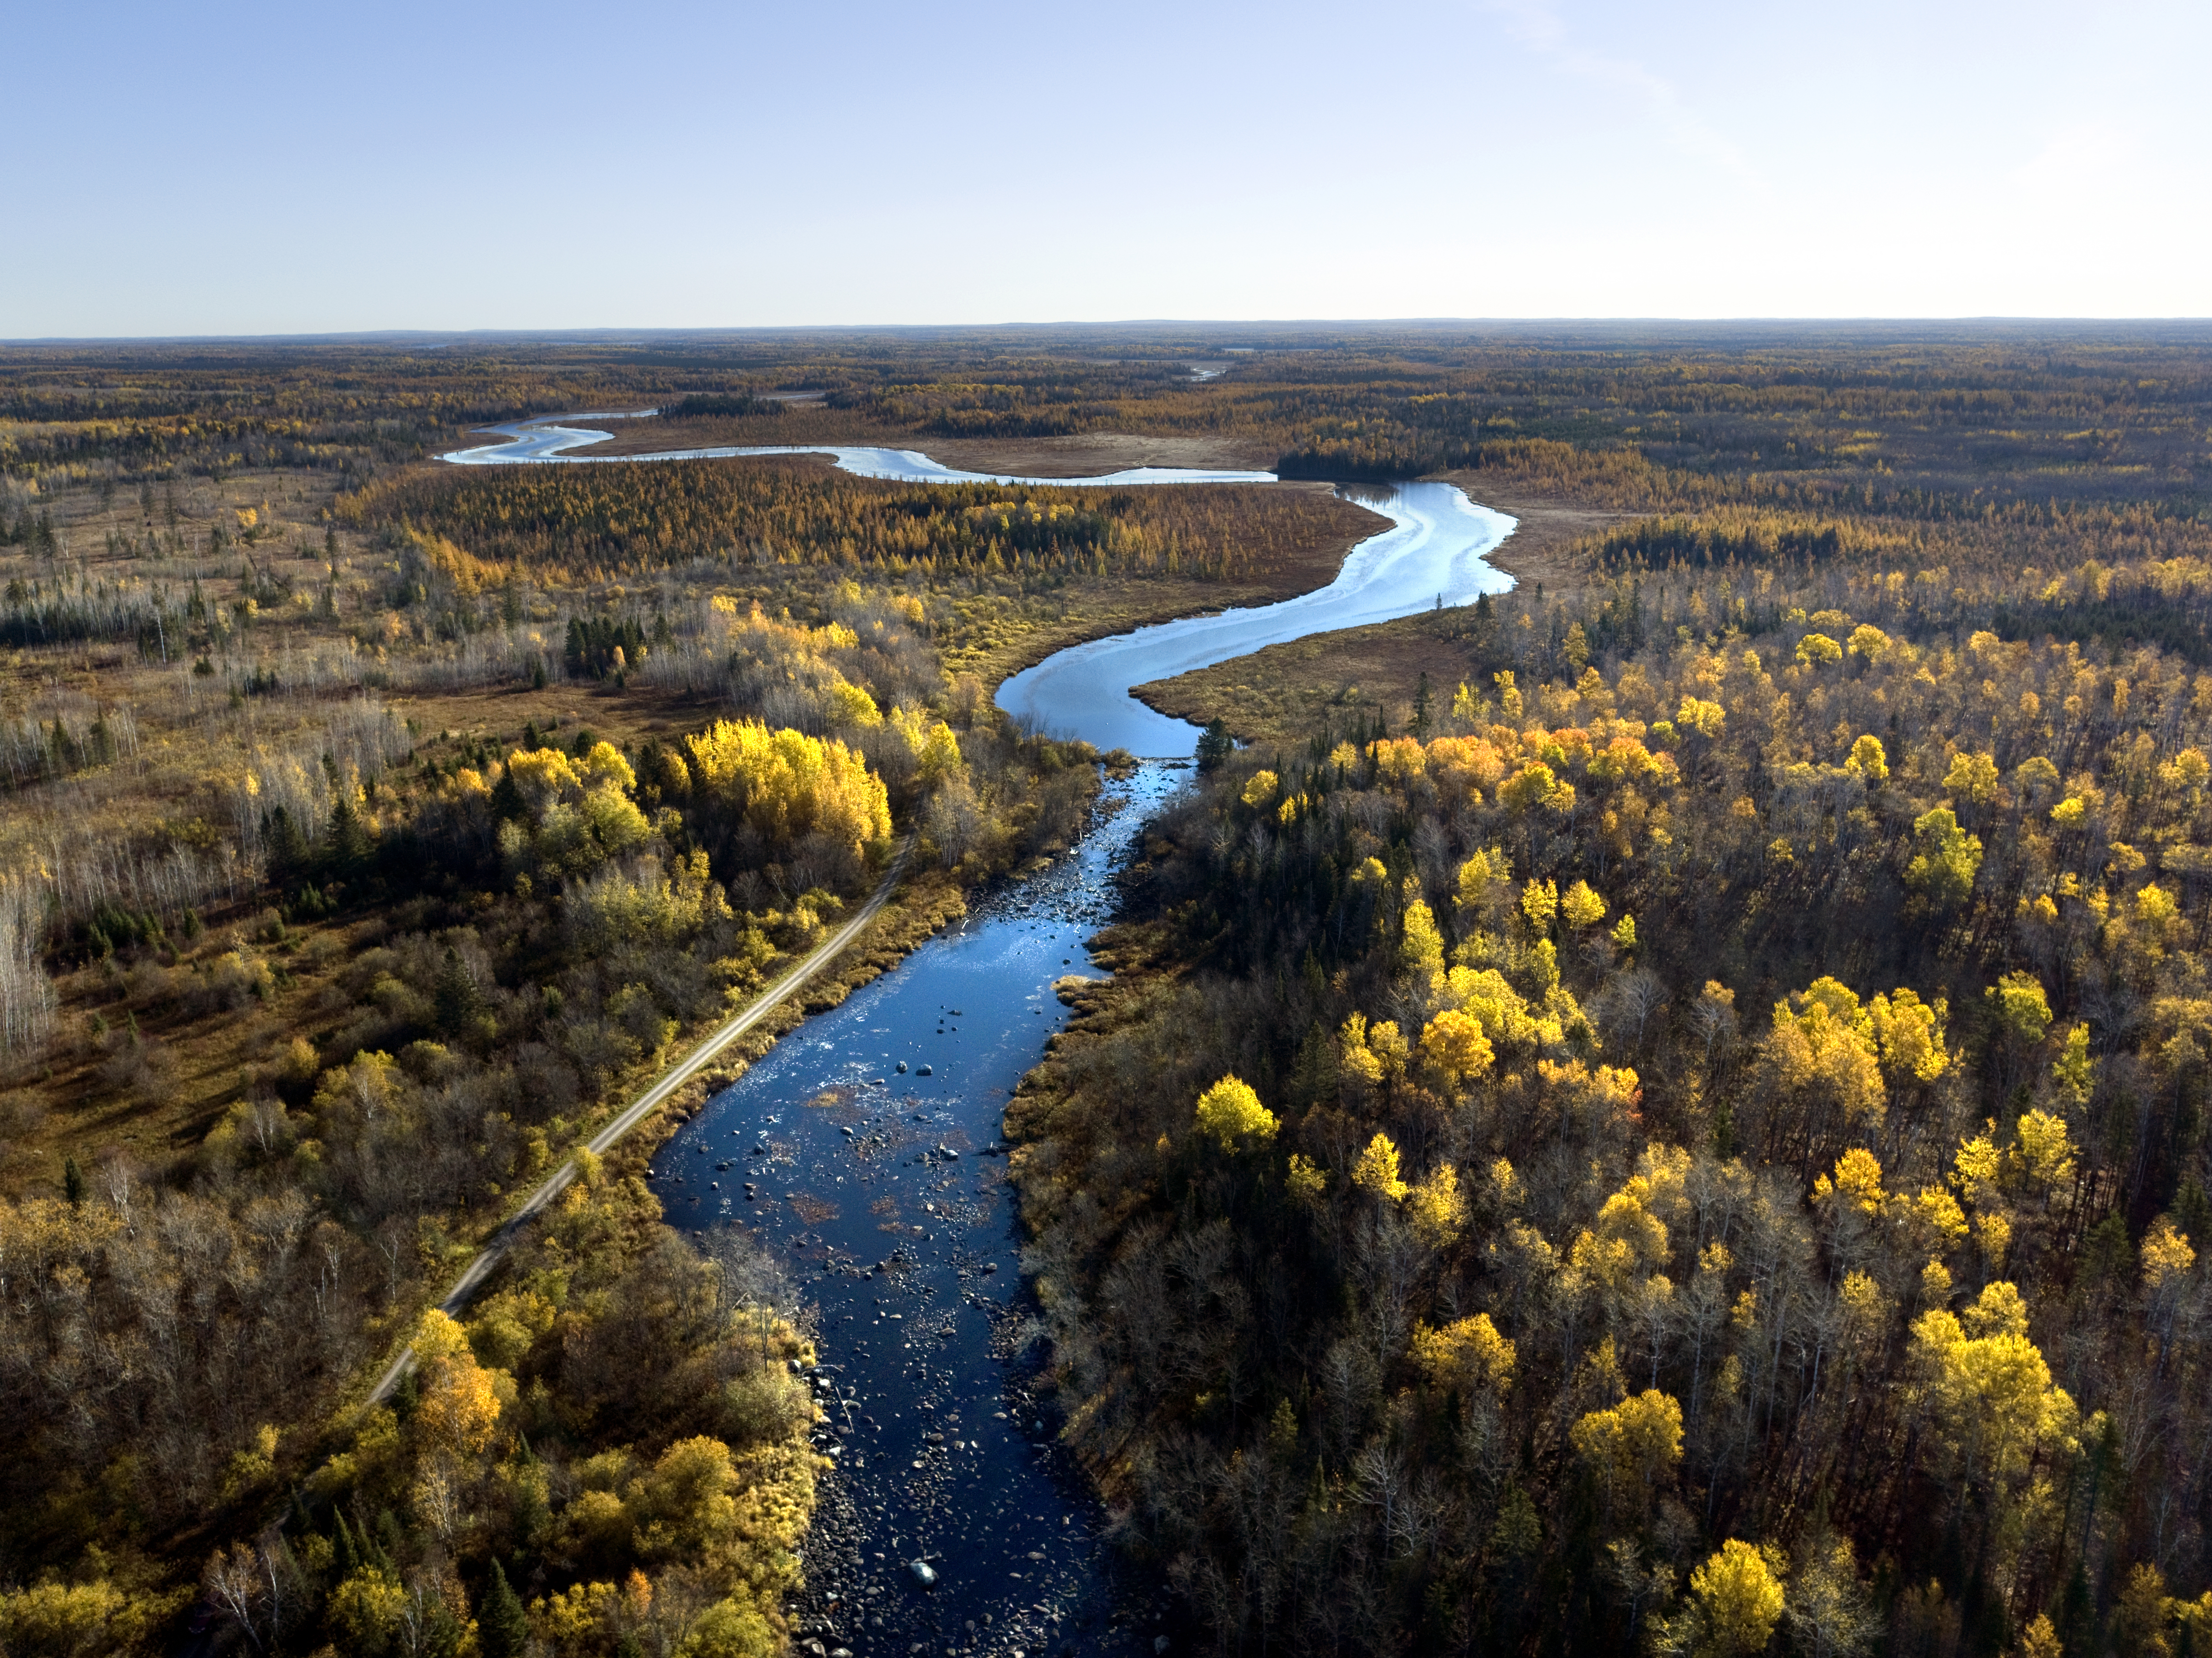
[996,479,1513,754]
[442,419,1515,757]
[440,416,1518,1657]
[649,768,1180,1658]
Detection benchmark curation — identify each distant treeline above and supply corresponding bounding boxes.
[13,331,2207,511]
[657,392,787,419]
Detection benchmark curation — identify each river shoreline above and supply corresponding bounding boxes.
[437,416,1521,757]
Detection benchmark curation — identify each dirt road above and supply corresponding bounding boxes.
[367,838,913,1403]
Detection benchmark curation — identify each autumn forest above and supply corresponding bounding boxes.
[0,324,2209,1658]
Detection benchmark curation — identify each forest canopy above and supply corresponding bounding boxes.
[2,323,2210,1655]
[1010,550,2212,1655]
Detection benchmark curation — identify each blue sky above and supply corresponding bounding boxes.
[7,0,2206,334]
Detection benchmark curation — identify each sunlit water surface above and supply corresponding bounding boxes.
[443,419,1516,756]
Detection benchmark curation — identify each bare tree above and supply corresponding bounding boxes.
[0,878,56,1059]
[1605,1537,1677,1643]
[1691,979,1737,1065]
[1613,966,1667,1050]
[99,1150,139,1231]
[1352,1440,1407,1554]
[257,1535,302,1648]
[697,1222,807,1359]
[205,1542,266,1651]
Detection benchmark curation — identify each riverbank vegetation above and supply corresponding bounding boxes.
[1139,488,2212,751]
[0,362,1114,1650]
[338,455,1362,590]
[0,628,1040,1650]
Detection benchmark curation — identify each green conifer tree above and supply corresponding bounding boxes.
[479,1561,528,1658]
[434,948,483,1038]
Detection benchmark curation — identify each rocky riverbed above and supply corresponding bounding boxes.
[651,769,1188,1658]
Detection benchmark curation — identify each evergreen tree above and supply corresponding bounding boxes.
[333,1511,361,1580]
[435,948,484,1038]
[1288,1022,1339,1110]
[63,1157,83,1209]
[264,806,311,887]
[490,764,527,824]
[321,789,371,877]
[1196,719,1233,773]
[479,1561,528,1658]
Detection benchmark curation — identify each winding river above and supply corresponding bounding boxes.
[444,419,1515,757]
[441,417,1519,1656]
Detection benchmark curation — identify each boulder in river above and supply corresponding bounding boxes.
[909,1559,938,1588]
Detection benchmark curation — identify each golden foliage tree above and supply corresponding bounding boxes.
[685,719,891,855]
[1193,1075,1277,1152]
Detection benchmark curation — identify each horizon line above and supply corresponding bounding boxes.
[8,316,2212,348]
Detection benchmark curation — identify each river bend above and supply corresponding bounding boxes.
[442,417,1516,755]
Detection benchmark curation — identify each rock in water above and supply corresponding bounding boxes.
[909,1559,938,1588]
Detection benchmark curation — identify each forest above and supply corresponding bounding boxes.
[337,458,1361,589]
[0,324,2207,1655]
[13,325,2204,520]
[994,333,2212,1658]
[0,361,1117,1652]
[1014,605,2212,1653]
[0,587,1094,1653]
